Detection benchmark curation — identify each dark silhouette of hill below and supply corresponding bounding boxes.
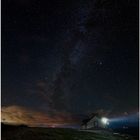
[1,123,137,140]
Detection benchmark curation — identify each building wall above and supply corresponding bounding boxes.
[86,116,106,129]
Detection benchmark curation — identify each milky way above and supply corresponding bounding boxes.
[2,0,139,125]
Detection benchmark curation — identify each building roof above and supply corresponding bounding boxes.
[82,113,101,125]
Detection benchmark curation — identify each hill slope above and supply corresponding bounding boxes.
[2,124,137,140]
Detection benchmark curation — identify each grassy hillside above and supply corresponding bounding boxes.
[2,124,136,140]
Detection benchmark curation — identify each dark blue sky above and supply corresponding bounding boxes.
[2,0,139,121]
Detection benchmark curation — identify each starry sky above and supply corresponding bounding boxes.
[2,0,139,126]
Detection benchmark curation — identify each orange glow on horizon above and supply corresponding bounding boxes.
[1,105,78,127]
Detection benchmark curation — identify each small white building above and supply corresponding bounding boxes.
[81,114,108,130]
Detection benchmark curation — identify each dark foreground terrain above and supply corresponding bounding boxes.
[2,124,138,140]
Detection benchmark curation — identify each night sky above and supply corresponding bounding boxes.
[2,0,139,126]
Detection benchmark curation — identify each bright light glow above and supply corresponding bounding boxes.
[101,117,109,124]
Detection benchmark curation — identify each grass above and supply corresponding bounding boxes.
[2,125,136,140]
